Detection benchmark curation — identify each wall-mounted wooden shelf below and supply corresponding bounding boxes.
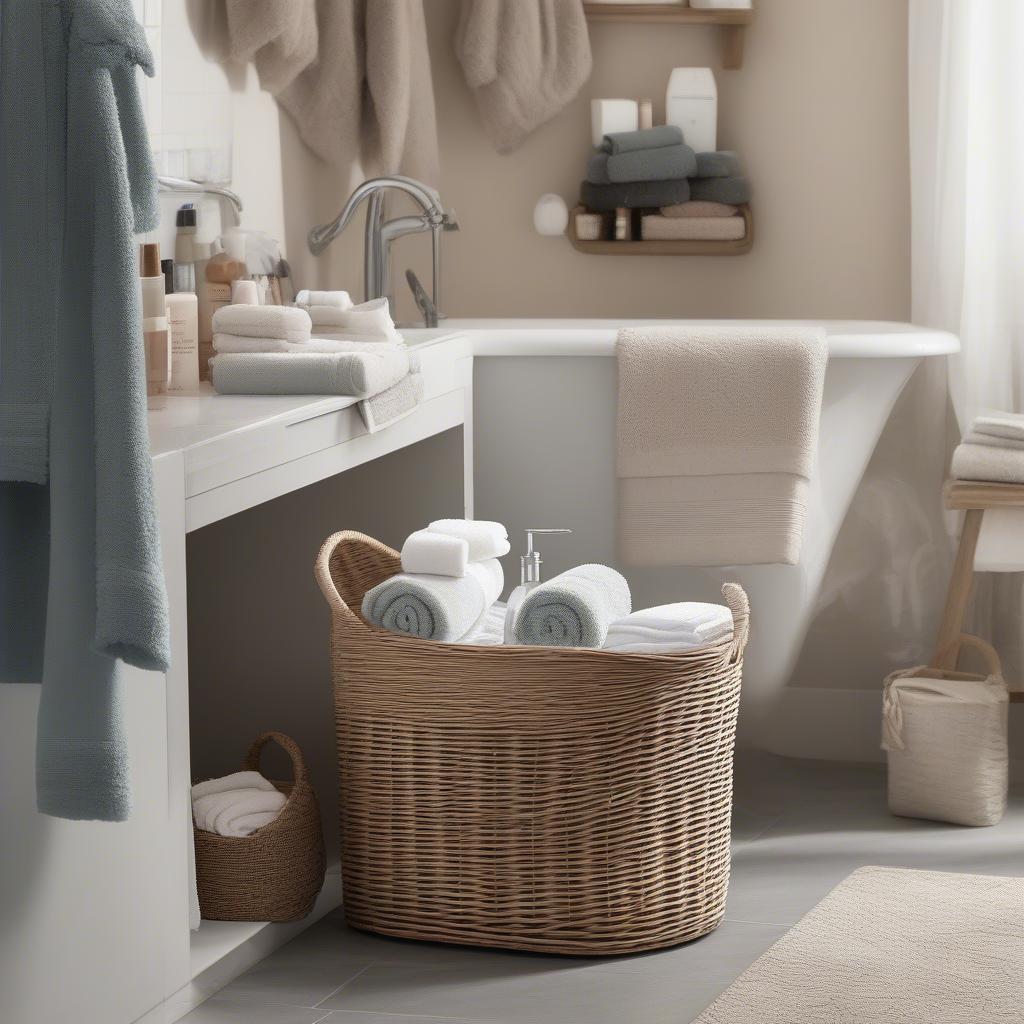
[566,205,753,255]
[583,3,753,69]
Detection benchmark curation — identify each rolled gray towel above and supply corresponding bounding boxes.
[587,143,697,185]
[599,124,683,154]
[513,564,632,648]
[690,176,751,205]
[580,177,691,212]
[362,560,504,642]
[695,150,742,178]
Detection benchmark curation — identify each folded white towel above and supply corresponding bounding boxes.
[213,303,312,344]
[192,786,287,837]
[951,442,1024,484]
[605,602,733,645]
[603,639,725,654]
[213,333,407,355]
[298,297,401,342]
[964,429,1024,451]
[426,519,511,561]
[402,528,470,577]
[970,411,1024,443]
[295,289,353,310]
[191,770,277,802]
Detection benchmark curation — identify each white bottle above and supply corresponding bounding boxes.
[665,67,718,154]
[163,259,200,394]
[503,528,572,643]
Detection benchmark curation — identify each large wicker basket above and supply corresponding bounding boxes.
[315,531,749,956]
[194,732,326,922]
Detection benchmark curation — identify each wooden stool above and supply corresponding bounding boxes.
[932,479,1024,701]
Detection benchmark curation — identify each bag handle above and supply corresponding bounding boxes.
[244,731,310,787]
[722,582,750,662]
[932,633,1004,680]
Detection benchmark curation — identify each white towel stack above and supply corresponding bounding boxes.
[295,291,402,344]
[952,411,1024,484]
[602,601,733,654]
[191,770,286,837]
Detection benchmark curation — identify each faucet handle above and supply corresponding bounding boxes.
[442,209,459,232]
[405,269,438,329]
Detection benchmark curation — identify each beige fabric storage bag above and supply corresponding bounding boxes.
[882,635,1008,827]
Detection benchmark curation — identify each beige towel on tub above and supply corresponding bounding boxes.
[616,327,827,566]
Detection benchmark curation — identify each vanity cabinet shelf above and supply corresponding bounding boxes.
[566,204,753,255]
[582,3,753,69]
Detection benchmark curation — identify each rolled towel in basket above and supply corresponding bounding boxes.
[513,564,631,648]
[191,770,277,801]
[362,559,504,642]
[193,787,287,837]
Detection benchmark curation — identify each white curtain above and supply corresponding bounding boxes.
[909,0,1024,675]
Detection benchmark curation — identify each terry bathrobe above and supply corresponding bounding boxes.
[0,0,170,820]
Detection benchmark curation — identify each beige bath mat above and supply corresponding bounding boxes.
[694,866,1023,1023]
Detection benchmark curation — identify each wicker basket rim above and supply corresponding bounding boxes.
[315,529,750,663]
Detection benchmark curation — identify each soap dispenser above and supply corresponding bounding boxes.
[503,528,572,643]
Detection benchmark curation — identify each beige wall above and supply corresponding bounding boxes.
[285,0,911,325]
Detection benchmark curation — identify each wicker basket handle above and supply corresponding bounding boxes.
[722,583,750,661]
[244,731,310,786]
[315,530,402,629]
[932,633,1004,680]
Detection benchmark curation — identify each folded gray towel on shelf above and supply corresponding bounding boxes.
[211,347,409,397]
[513,564,632,648]
[581,177,691,212]
[951,442,1024,484]
[599,124,682,154]
[359,370,423,433]
[362,559,504,642]
[587,142,697,185]
[689,176,751,205]
[695,150,741,178]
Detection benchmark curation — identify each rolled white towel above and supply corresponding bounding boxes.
[191,770,277,802]
[193,787,287,837]
[213,303,312,344]
[427,519,511,561]
[401,528,470,577]
[605,602,732,641]
[362,559,504,642]
[295,289,353,310]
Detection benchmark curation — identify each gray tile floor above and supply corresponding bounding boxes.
[181,753,1023,1024]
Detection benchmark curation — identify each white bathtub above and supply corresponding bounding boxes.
[407,320,959,755]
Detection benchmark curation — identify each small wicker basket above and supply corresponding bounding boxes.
[315,530,750,956]
[193,731,326,922]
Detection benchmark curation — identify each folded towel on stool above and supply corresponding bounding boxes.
[641,214,745,241]
[295,289,353,310]
[212,303,312,344]
[599,124,683,154]
[660,200,739,218]
[587,143,697,184]
[401,528,470,577]
[362,559,504,642]
[951,443,1024,484]
[211,347,410,397]
[695,150,742,178]
[193,787,287,837]
[689,176,751,205]
[359,369,423,433]
[513,564,631,648]
[969,411,1024,443]
[427,519,511,561]
[964,429,1024,451]
[581,177,691,212]
[191,771,277,801]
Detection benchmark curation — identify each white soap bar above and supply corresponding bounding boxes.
[665,67,718,154]
[591,98,639,148]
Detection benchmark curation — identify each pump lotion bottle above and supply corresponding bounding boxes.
[503,528,572,643]
[162,259,199,393]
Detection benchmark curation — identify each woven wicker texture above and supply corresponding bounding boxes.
[315,531,749,955]
[194,732,326,922]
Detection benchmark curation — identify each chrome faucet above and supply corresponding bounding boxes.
[307,176,458,326]
[157,175,243,225]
